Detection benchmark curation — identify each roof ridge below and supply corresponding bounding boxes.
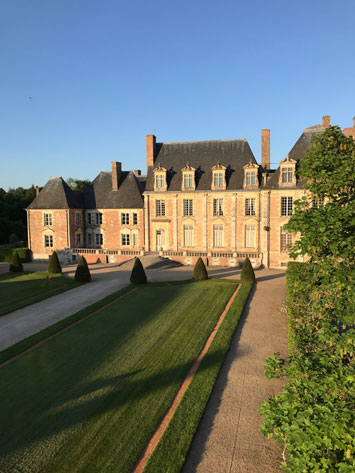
[161,138,247,145]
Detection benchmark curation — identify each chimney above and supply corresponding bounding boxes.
[134,169,141,176]
[35,186,40,196]
[146,134,156,170]
[111,161,122,191]
[261,129,270,170]
[322,115,330,127]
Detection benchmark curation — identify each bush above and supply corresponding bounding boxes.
[192,257,208,281]
[130,257,147,284]
[9,251,23,273]
[0,248,30,263]
[48,251,62,274]
[240,257,255,282]
[74,256,91,282]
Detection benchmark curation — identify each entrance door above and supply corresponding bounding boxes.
[156,229,165,250]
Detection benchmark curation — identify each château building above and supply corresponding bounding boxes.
[26,115,354,268]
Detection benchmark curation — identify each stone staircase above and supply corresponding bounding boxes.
[118,253,182,270]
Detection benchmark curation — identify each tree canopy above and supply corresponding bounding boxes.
[66,178,91,191]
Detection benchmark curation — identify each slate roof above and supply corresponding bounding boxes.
[145,139,258,191]
[27,177,85,209]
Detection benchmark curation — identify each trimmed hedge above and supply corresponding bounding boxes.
[75,256,91,282]
[193,257,208,281]
[240,257,255,282]
[9,252,23,273]
[130,257,147,284]
[0,248,30,263]
[48,251,62,274]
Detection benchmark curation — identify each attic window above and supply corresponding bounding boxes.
[279,155,297,187]
[246,172,256,186]
[153,163,167,191]
[155,174,165,188]
[281,167,293,183]
[214,172,224,187]
[181,162,196,191]
[184,174,193,188]
[211,162,226,190]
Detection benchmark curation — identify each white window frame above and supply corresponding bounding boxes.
[280,226,293,253]
[44,213,53,226]
[245,198,256,216]
[121,213,129,225]
[156,200,166,217]
[155,174,165,188]
[213,172,224,187]
[44,234,53,247]
[213,224,224,247]
[183,173,193,188]
[183,225,194,247]
[95,212,103,225]
[246,172,256,186]
[281,197,293,216]
[213,198,224,216]
[121,233,130,246]
[245,225,256,248]
[281,167,293,183]
[95,233,103,246]
[133,213,138,225]
[183,199,193,216]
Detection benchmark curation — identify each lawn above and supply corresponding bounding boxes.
[0,279,239,473]
[0,271,80,316]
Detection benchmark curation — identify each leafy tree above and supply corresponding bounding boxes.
[260,126,355,472]
[192,257,208,281]
[9,251,23,273]
[240,257,255,282]
[66,178,91,191]
[48,251,62,274]
[130,257,147,284]
[75,256,91,282]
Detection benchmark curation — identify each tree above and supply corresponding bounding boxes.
[66,178,91,191]
[48,251,62,274]
[130,257,147,284]
[192,257,208,281]
[240,257,255,282]
[75,256,91,282]
[9,251,23,272]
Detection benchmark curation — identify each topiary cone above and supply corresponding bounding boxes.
[193,257,208,281]
[75,256,91,282]
[48,251,62,274]
[9,251,23,273]
[241,257,255,282]
[130,257,147,284]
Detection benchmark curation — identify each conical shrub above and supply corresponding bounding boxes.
[193,257,208,281]
[75,256,91,282]
[241,257,255,282]
[48,251,62,274]
[130,257,147,284]
[9,251,23,273]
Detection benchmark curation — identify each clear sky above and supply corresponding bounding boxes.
[1,0,354,190]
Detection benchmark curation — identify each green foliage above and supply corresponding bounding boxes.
[74,256,91,282]
[48,251,62,274]
[9,251,23,273]
[66,177,91,191]
[260,126,355,473]
[192,257,208,280]
[130,257,147,284]
[0,248,30,263]
[240,257,255,282]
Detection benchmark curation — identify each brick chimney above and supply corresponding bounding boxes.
[35,186,40,196]
[261,129,270,170]
[134,169,141,176]
[146,134,156,170]
[322,115,330,127]
[111,161,122,191]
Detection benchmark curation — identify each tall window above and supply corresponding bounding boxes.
[246,172,256,186]
[121,233,130,246]
[133,213,138,225]
[183,199,193,216]
[156,200,166,216]
[121,213,129,225]
[281,197,293,216]
[245,225,256,248]
[183,173,193,188]
[44,213,52,226]
[155,174,165,188]
[213,172,224,187]
[75,213,81,225]
[132,233,138,247]
[95,233,103,246]
[87,212,93,224]
[87,233,92,245]
[213,198,224,216]
[213,224,224,247]
[95,212,103,225]
[75,233,82,246]
[281,167,293,183]
[44,234,53,247]
[280,226,293,252]
[245,198,256,216]
[183,225,194,247]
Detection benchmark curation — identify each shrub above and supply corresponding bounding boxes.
[192,257,208,281]
[0,248,30,263]
[9,251,23,273]
[48,251,62,274]
[75,256,91,282]
[130,257,147,284]
[240,257,255,282]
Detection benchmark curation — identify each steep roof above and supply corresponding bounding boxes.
[145,139,257,191]
[27,177,85,209]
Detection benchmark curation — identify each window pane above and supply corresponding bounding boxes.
[245,225,256,248]
[156,200,166,216]
[245,198,256,216]
[213,224,224,247]
[183,225,194,246]
[213,199,223,216]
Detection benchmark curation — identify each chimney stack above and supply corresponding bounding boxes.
[35,186,40,196]
[134,169,141,176]
[111,161,122,191]
[261,129,270,170]
[146,134,156,170]
[322,115,330,127]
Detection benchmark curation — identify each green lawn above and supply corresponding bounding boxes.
[0,271,80,316]
[0,280,237,473]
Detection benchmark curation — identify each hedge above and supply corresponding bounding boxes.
[0,248,31,263]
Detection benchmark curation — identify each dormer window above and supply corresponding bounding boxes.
[243,160,259,189]
[279,155,297,187]
[153,163,167,191]
[181,162,196,191]
[211,162,226,190]
[246,171,256,186]
[281,167,293,183]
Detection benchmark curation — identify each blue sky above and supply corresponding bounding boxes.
[1,0,354,189]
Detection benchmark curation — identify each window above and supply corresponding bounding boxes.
[280,226,293,252]
[87,212,93,224]
[87,233,92,245]
[246,172,256,186]
[121,213,129,225]
[183,225,194,247]
[95,233,103,246]
[95,212,103,225]
[245,198,256,216]
[75,213,81,225]
[75,233,82,246]
[183,199,193,216]
[245,225,256,248]
[281,167,293,183]
[132,233,138,247]
[213,225,224,247]
[183,173,193,188]
[311,198,324,208]
[281,197,293,216]
[44,234,53,247]
[121,233,130,246]
[44,213,52,226]
[213,198,224,216]
[155,174,165,188]
[156,200,166,216]
[133,213,138,225]
[213,172,224,187]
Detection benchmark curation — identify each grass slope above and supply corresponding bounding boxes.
[0,271,80,316]
[0,280,235,473]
